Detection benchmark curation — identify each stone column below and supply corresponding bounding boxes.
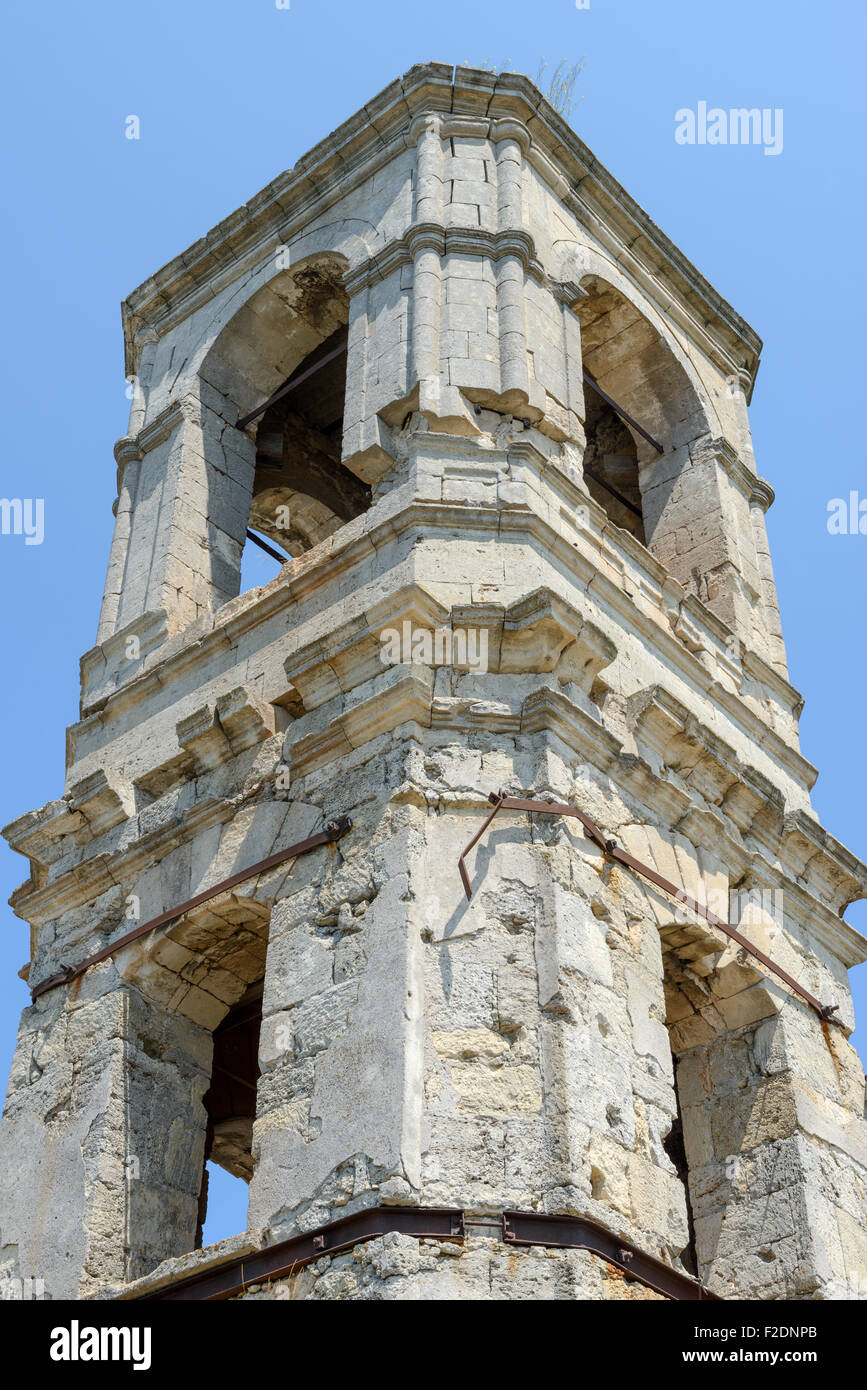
[723,368,788,673]
[248,809,425,1235]
[726,367,759,472]
[409,115,444,421]
[493,122,531,410]
[0,982,210,1298]
[551,280,588,450]
[104,394,255,639]
[96,436,142,645]
[96,330,159,645]
[676,1002,867,1298]
[749,478,789,676]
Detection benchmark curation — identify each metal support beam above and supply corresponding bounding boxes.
[459,791,840,1024]
[245,528,290,564]
[141,1207,466,1300]
[30,817,353,1000]
[502,1210,718,1301]
[236,331,349,431]
[583,368,664,455]
[583,465,644,520]
[137,1204,716,1301]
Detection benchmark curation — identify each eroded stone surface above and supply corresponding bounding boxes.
[1,64,865,1304]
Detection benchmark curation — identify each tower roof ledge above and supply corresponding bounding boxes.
[121,63,762,389]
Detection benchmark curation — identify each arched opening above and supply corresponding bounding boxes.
[576,275,712,557]
[119,891,274,1279]
[244,324,371,576]
[581,384,645,543]
[197,979,264,1246]
[577,275,709,459]
[660,899,793,1297]
[197,255,374,600]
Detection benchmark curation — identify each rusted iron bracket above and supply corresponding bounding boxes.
[583,368,664,456]
[236,330,349,430]
[138,1204,714,1301]
[458,791,611,899]
[502,1210,718,1300]
[141,1207,465,1300]
[582,465,644,520]
[30,817,353,1001]
[245,528,289,564]
[459,791,841,1025]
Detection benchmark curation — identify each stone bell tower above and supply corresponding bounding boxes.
[2,64,866,1303]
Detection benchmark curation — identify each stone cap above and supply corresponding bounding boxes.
[120,62,762,392]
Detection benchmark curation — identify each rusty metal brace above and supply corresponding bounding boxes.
[458,790,612,899]
[30,816,353,1001]
[236,330,349,430]
[502,1210,717,1300]
[458,791,841,1026]
[245,528,289,564]
[582,368,664,456]
[142,1204,715,1301]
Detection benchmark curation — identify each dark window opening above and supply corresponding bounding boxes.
[196,981,264,1247]
[663,1057,699,1278]
[242,326,370,583]
[582,383,646,544]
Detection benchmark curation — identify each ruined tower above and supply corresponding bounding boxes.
[2,65,866,1302]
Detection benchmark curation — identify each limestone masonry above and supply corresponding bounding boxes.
[2,64,866,1301]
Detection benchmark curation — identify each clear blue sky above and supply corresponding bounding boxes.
[1,0,864,1246]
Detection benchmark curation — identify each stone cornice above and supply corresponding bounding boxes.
[120,63,762,389]
[749,476,776,511]
[72,447,811,790]
[505,437,806,739]
[113,398,188,463]
[8,636,867,983]
[343,223,544,296]
[9,793,232,929]
[693,436,775,514]
[551,279,588,308]
[10,666,867,975]
[110,400,189,497]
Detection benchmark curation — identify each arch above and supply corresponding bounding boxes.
[577,274,713,463]
[248,325,371,558]
[200,252,351,421]
[574,275,751,611]
[195,253,373,593]
[661,909,792,1297]
[581,384,645,543]
[113,889,275,1275]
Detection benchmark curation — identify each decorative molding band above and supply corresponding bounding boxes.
[68,469,812,796]
[28,816,352,1000]
[489,117,533,153]
[9,674,866,978]
[113,398,188,469]
[749,476,776,511]
[121,64,761,389]
[343,222,543,297]
[551,278,589,307]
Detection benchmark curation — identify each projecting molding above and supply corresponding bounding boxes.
[120,63,762,390]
